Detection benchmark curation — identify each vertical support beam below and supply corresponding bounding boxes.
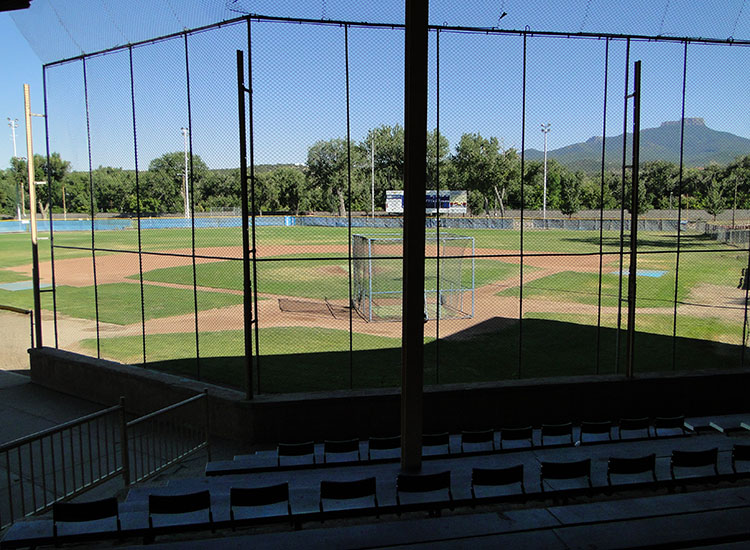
[625,60,641,379]
[237,49,254,400]
[119,396,130,486]
[24,84,42,348]
[615,39,631,374]
[401,0,429,473]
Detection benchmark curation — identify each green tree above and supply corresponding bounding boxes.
[306,138,360,216]
[702,173,726,220]
[641,160,679,209]
[198,170,240,210]
[0,169,16,217]
[9,153,70,219]
[452,133,518,216]
[271,166,307,215]
[426,128,450,190]
[92,166,134,212]
[559,171,584,217]
[143,152,209,214]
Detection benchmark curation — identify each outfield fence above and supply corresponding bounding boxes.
[29,14,750,395]
[0,215,710,233]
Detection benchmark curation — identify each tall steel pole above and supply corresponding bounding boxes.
[401,0,428,473]
[8,117,21,220]
[8,117,18,157]
[541,123,551,221]
[181,127,190,219]
[24,84,42,347]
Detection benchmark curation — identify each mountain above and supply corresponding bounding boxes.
[524,118,750,172]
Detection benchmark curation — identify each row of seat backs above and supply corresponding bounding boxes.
[53,444,749,538]
[278,417,691,464]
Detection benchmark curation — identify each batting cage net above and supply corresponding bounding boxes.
[352,233,475,322]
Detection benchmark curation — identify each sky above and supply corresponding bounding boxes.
[2,1,750,171]
[0,14,44,170]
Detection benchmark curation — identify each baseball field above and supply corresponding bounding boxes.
[0,222,746,392]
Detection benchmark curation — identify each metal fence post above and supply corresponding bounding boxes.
[203,389,211,461]
[119,396,130,486]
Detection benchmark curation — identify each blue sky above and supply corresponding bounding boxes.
[0,14,44,169]
[2,1,750,171]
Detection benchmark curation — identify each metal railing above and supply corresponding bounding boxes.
[122,390,210,486]
[1,391,210,529]
[0,403,123,529]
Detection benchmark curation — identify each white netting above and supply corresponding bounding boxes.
[352,232,474,322]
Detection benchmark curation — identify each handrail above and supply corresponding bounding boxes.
[123,390,210,485]
[126,392,205,427]
[0,404,122,452]
[1,403,124,530]
[2,392,211,530]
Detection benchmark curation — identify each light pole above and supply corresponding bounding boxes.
[7,117,18,157]
[180,127,190,219]
[8,118,21,220]
[541,123,551,221]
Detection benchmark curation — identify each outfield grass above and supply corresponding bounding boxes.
[0,282,244,325]
[498,248,745,309]
[79,318,745,392]
[133,256,525,299]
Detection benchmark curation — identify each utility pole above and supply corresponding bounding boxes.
[181,127,190,219]
[24,84,43,348]
[541,123,551,221]
[8,117,22,220]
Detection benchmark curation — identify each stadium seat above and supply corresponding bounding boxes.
[470,464,525,498]
[396,471,453,515]
[52,497,121,543]
[319,477,379,516]
[541,422,574,446]
[580,420,613,443]
[607,454,657,485]
[540,459,592,492]
[277,441,316,466]
[422,432,451,455]
[229,483,292,528]
[654,415,687,437]
[147,490,214,536]
[323,438,361,463]
[460,429,496,452]
[499,426,534,449]
[618,417,651,439]
[670,448,719,479]
[367,435,401,460]
[732,444,750,474]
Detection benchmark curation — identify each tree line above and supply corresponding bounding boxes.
[1,124,748,220]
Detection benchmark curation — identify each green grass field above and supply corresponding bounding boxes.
[1,224,745,392]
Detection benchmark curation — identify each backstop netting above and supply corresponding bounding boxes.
[352,233,475,322]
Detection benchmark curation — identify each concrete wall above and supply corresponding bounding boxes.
[29,347,750,444]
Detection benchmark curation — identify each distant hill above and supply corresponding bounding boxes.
[524,118,750,172]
